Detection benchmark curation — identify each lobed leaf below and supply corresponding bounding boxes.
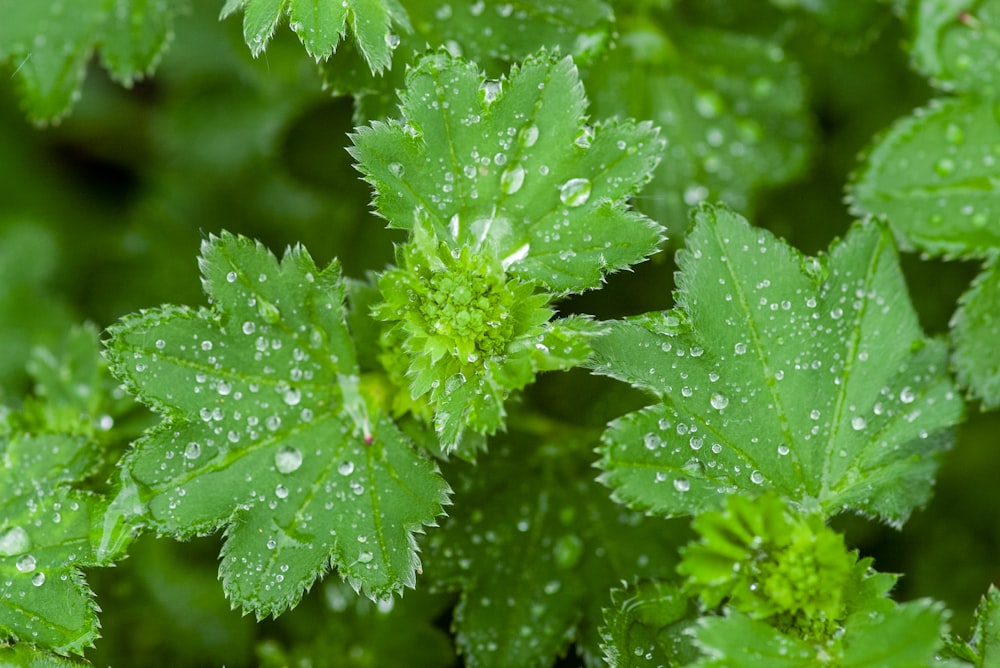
[426,435,683,668]
[585,20,811,235]
[599,581,699,668]
[849,97,1000,258]
[220,0,410,71]
[0,434,114,655]
[951,257,1000,409]
[0,644,92,667]
[909,0,1000,97]
[105,232,449,616]
[590,205,963,525]
[350,50,665,295]
[690,601,946,667]
[0,0,177,122]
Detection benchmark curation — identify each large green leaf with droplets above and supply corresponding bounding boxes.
[689,602,946,667]
[105,232,449,616]
[585,19,811,235]
[909,0,1000,97]
[350,50,665,295]
[426,435,682,668]
[0,0,178,122]
[0,433,114,655]
[849,97,1000,258]
[220,0,410,71]
[952,257,1000,409]
[589,205,962,526]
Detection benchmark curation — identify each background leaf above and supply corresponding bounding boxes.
[951,256,1000,408]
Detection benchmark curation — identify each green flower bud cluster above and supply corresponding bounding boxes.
[373,220,553,449]
[679,494,861,642]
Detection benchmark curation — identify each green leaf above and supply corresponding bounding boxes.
[691,601,946,667]
[909,0,1000,97]
[849,96,1000,258]
[321,0,614,119]
[590,205,963,525]
[599,581,700,668]
[220,0,410,71]
[427,434,683,668]
[105,232,449,616]
[585,19,811,235]
[0,0,178,122]
[946,585,1000,665]
[0,434,112,655]
[952,257,1000,409]
[350,50,665,295]
[256,580,455,668]
[0,644,92,668]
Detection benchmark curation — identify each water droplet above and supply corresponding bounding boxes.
[934,158,955,176]
[265,415,282,431]
[275,484,289,499]
[388,162,404,177]
[851,416,866,431]
[750,470,764,484]
[500,164,525,194]
[31,572,45,587]
[274,446,303,474]
[184,442,201,460]
[734,342,747,355]
[479,79,502,106]
[283,388,302,406]
[559,178,591,207]
[946,123,965,145]
[384,33,400,49]
[155,339,166,349]
[710,393,729,410]
[226,271,238,283]
[201,340,213,351]
[777,445,790,456]
[644,433,662,450]
[338,461,355,476]
[445,373,467,393]
[242,321,256,335]
[0,526,31,557]
[358,551,374,563]
[673,478,690,492]
[519,124,539,148]
[15,554,36,573]
[267,539,277,550]
[900,387,915,404]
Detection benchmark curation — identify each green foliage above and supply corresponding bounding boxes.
[3,1,1000,666]
[590,204,962,525]
[0,0,179,122]
[105,232,449,614]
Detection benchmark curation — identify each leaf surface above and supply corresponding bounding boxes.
[0,434,110,655]
[105,232,449,616]
[910,0,1000,97]
[0,0,177,122]
[427,435,682,667]
[952,257,1000,409]
[599,581,699,668]
[590,205,962,525]
[350,50,665,295]
[220,0,409,71]
[849,97,1000,258]
[585,21,811,235]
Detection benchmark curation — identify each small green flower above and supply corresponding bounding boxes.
[373,218,596,453]
[679,493,858,642]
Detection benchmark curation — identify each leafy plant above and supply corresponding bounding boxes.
[2,1,1000,666]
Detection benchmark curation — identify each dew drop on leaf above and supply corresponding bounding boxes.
[337,461,355,476]
[358,551,374,563]
[559,177,592,207]
[31,572,46,587]
[183,442,201,460]
[274,446,303,474]
[750,471,764,484]
[226,271,238,283]
[500,163,525,194]
[388,162,404,177]
[15,554,36,573]
[673,478,690,492]
[0,526,31,557]
[900,386,915,404]
[710,393,729,410]
[519,124,539,148]
[851,416,866,431]
[275,484,289,499]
